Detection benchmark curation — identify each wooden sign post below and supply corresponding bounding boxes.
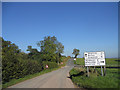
[87,66,89,77]
[84,51,106,77]
[101,66,103,76]
[94,66,96,73]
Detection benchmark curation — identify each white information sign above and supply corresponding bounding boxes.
[84,51,105,66]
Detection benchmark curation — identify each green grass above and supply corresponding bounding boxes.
[70,67,119,88]
[75,58,119,67]
[72,58,119,88]
[105,58,119,66]
[75,58,85,65]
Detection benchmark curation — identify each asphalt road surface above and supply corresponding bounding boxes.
[9,58,76,88]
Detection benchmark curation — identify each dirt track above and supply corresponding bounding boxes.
[8,58,76,88]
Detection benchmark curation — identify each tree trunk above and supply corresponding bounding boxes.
[75,54,77,58]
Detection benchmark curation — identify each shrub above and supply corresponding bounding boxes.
[2,38,43,84]
[2,59,42,84]
[42,61,58,69]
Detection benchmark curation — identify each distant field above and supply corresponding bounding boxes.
[74,58,84,65]
[75,58,119,67]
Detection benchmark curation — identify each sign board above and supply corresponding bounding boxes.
[61,62,63,64]
[84,51,105,66]
[46,65,48,68]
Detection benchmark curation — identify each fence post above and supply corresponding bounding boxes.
[94,66,96,73]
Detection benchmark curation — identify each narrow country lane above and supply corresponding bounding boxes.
[8,58,76,88]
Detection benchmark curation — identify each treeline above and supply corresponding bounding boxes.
[1,36,64,83]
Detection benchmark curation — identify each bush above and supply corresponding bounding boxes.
[2,38,43,84]
[42,61,58,69]
[2,36,63,84]
[2,59,42,84]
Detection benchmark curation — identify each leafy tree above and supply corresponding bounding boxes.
[37,36,64,63]
[72,48,80,58]
[0,37,2,84]
[2,35,64,83]
[27,46,39,58]
[56,42,64,55]
[17,52,28,60]
[27,46,39,54]
[37,36,56,54]
[56,42,64,64]
[27,46,32,52]
[2,38,21,82]
[2,38,42,83]
[26,46,42,63]
[37,36,57,62]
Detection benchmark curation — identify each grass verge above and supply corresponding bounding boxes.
[2,67,59,88]
[69,67,119,88]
